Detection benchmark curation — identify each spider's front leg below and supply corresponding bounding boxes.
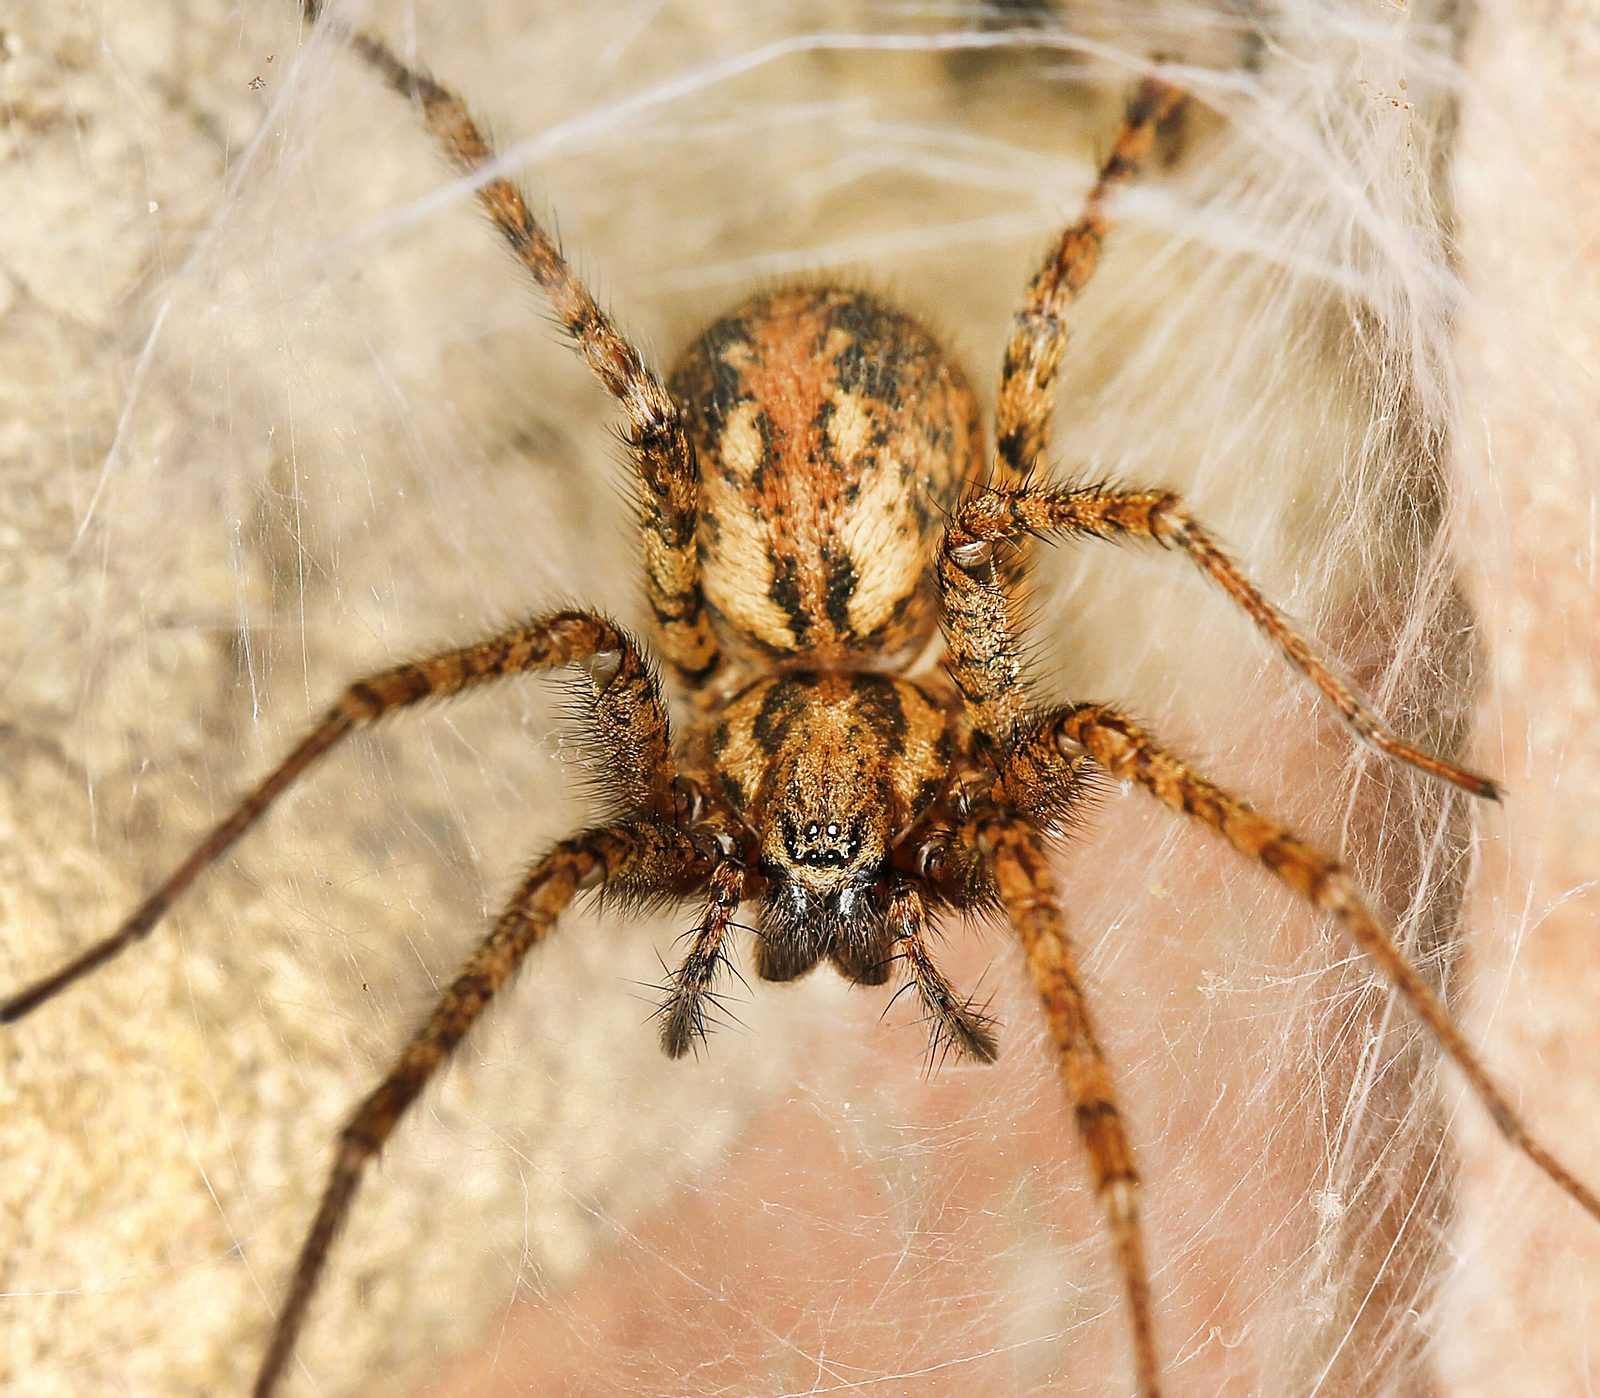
[932,476,1578,1397]
[0,590,731,1393]
[956,806,1158,1396]
[1,610,675,1021]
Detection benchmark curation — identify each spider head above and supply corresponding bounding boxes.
[754,775,893,985]
[769,809,877,891]
[709,670,953,984]
[760,769,885,889]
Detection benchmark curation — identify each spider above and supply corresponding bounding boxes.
[6,5,1598,1397]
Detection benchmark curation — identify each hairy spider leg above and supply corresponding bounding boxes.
[1041,701,1600,1227]
[0,611,676,1022]
[302,0,724,684]
[980,814,1156,1397]
[253,820,710,1398]
[940,484,1502,799]
[13,19,1561,1396]
[990,77,1186,589]
[933,479,1600,1391]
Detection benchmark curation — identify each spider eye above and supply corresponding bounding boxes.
[783,817,863,869]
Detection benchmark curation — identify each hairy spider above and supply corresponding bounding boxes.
[6,6,1599,1397]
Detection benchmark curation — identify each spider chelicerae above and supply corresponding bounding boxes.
[7,5,1599,1397]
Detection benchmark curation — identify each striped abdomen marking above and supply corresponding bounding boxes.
[669,287,982,662]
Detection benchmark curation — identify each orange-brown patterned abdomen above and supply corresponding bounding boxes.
[669,286,982,662]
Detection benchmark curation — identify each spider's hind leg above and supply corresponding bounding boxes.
[1,611,676,1023]
[304,5,724,686]
[992,76,1185,504]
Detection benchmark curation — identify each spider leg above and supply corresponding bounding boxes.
[1,610,673,1021]
[657,857,747,1058]
[885,880,998,1064]
[938,484,1501,799]
[991,76,1183,590]
[975,813,1158,1397]
[298,2,723,685]
[252,819,707,1398]
[995,78,1183,493]
[1028,701,1600,1226]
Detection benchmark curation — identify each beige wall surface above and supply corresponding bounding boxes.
[2,3,1595,1396]
[1442,1,1600,1391]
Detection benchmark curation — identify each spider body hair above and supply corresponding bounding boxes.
[660,284,1003,991]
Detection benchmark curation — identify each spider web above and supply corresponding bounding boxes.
[3,2,1598,1395]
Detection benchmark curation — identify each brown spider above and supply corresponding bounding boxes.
[6,6,1599,1397]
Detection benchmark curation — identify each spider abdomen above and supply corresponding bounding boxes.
[669,286,982,663]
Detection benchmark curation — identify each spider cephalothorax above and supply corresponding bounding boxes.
[8,8,1599,1398]
[705,668,957,983]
